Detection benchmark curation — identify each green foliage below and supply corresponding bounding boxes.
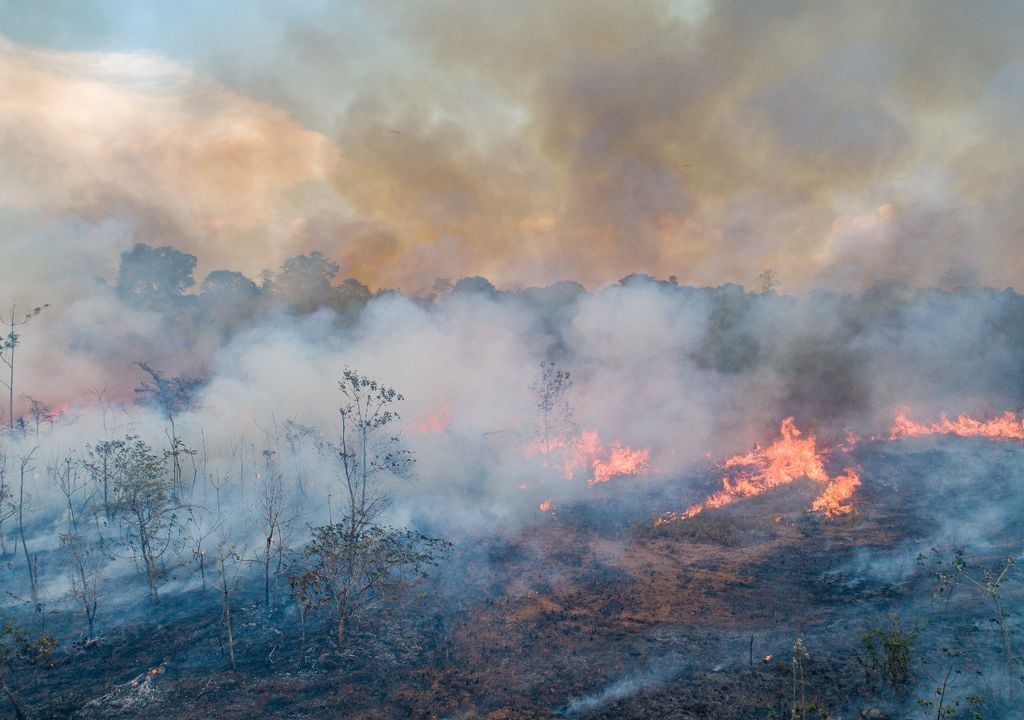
[116,243,197,300]
[857,615,918,692]
[0,615,57,720]
[0,617,56,669]
[111,435,187,602]
[290,369,450,653]
[290,521,452,652]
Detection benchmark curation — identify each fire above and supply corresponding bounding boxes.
[657,418,860,525]
[523,430,650,485]
[412,404,452,434]
[890,409,1024,441]
[591,444,651,485]
[808,468,861,518]
[538,499,553,513]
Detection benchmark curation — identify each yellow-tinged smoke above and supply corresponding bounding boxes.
[4,0,1024,292]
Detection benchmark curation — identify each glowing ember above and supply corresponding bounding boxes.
[524,430,650,484]
[538,499,553,513]
[890,409,1024,441]
[657,418,860,525]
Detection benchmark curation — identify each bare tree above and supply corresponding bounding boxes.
[134,362,201,496]
[0,303,46,433]
[215,540,245,671]
[55,460,105,639]
[251,466,295,613]
[21,397,57,437]
[184,507,222,593]
[290,369,449,652]
[60,530,103,639]
[0,453,12,554]
[16,450,40,613]
[531,361,575,456]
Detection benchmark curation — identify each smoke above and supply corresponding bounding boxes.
[3,239,1023,548]
[559,665,671,716]
[3,3,1024,291]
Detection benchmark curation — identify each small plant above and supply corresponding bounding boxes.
[858,614,918,693]
[0,615,57,720]
[926,548,1020,700]
[916,662,984,720]
[784,637,832,719]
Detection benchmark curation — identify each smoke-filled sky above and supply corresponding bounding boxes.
[3,0,1023,295]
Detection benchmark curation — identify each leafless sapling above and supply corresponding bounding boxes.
[531,360,575,457]
[51,454,104,636]
[215,540,245,671]
[16,450,41,613]
[0,302,46,434]
[251,466,295,614]
[0,453,13,554]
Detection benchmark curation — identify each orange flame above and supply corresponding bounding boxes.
[523,430,650,484]
[808,467,861,518]
[592,444,652,485]
[538,499,553,513]
[890,409,1024,441]
[657,418,860,525]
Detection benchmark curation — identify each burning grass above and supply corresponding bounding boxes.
[8,436,1024,720]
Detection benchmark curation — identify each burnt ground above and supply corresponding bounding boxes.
[5,438,1024,720]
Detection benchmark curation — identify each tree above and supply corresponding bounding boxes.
[184,507,221,593]
[112,436,187,603]
[0,453,12,554]
[0,616,56,720]
[290,369,450,652]
[200,269,260,299]
[215,540,245,671]
[263,252,340,314]
[757,268,780,294]
[531,361,575,456]
[0,303,46,433]
[290,523,450,653]
[336,368,414,526]
[15,450,40,613]
[135,363,201,496]
[51,455,104,636]
[250,466,295,613]
[116,244,197,303]
[84,438,128,522]
[21,397,57,436]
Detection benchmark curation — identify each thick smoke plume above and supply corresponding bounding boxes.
[3,2,1024,291]
[4,244,1024,541]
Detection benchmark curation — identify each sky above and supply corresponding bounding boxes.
[2,0,1023,295]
